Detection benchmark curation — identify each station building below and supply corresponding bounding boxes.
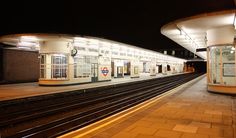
[0,34,186,85]
[161,10,236,94]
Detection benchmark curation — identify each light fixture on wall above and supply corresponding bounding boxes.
[233,14,236,29]
[71,48,78,57]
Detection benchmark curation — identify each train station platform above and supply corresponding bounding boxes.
[0,73,181,102]
[61,75,236,138]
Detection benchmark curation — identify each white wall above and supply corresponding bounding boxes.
[130,60,140,78]
[207,25,235,46]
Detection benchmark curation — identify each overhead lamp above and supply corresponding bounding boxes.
[18,41,39,47]
[231,47,235,50]
[234,15,236,29]
[18,46,31,49]
[21,36,38,41]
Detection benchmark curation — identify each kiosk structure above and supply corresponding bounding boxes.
[161,10,236,94]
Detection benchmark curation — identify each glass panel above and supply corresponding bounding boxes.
[222,46,235,85]
[74,56,92,78]
[51,55,68,79]
[209,47,221,84]
[209,45,236,86]
[118,67,123,74]
[40,54,46,78]
[134,66,139,74]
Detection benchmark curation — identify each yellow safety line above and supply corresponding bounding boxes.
[59,74,206,138]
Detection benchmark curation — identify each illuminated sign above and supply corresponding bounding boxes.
[101,67,109,76]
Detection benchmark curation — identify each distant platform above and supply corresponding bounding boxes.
[0,73,184,102]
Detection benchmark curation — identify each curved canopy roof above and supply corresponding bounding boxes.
[161,10,236,60]
[0,33,186,63]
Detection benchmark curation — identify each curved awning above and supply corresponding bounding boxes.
[161,10,236,60]
[0,33,186,63]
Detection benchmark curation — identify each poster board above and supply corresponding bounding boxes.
[223,63,235,77]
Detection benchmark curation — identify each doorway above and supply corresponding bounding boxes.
[91,63,98,82]
[117,66,123,78]
[158,65,162,73]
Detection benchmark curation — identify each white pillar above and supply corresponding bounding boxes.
[40,39,72,54]
[207,25,235,46]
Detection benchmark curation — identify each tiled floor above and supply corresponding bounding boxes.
[69,76,236,138]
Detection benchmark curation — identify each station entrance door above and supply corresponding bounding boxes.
[117,66,123,78]
[158,65,162,73]
[91,63,98,82]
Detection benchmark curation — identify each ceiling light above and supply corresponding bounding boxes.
[17,41,40,49]
[234,15,236,29]
[21,36,38,41]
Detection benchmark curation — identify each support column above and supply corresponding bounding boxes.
[207,25,236,94]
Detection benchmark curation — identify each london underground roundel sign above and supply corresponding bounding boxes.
[101,67,109,76]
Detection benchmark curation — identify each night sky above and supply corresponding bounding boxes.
[0,0,235,51]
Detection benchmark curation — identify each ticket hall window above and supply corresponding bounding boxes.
[222,46,235,85]
[40,54,68,79]
[74,56,91,78]
[51,55,68,79]
[209,45,236,86]
[209,47,221,84]
[40,54,46,79]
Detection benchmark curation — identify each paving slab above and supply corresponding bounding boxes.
[61,75,236,138]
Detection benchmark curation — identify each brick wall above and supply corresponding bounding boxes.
[3,48,39,83]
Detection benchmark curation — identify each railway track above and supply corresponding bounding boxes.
[0,73,203,138]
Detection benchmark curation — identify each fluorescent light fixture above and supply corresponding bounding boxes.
[53,54,66,57]
[234,15,236,29]
[21,36,38,41]
[18,41,39,47]
[73,37,87,42]
[18,46,31,49]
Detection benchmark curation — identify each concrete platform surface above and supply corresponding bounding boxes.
[0,73,177,101]
[61,76,236,138]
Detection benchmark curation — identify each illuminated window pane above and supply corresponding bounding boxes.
[222,46,235,85]
[51,55,68,79]
[209,47,221,84]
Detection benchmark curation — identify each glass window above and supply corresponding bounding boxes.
[134,66,139,74]
[112,51,118,55]
[40,54,46,79]
[105,51,109,55]
[222,46,235,85]
[209,47,221,84]
[51,55,68,79]
[39,54,68,79]
[74,56,92,78]
[209,45,236,86]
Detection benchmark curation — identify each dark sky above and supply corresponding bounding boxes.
[0,0,235,51]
